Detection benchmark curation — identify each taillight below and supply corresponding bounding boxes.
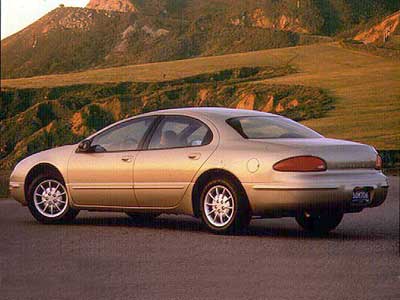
[375,155,383,170]
[273,156,327,172]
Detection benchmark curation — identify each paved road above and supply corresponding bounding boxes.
[0,177,399,300]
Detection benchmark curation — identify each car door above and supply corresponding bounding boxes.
[134,115,218,208]
[67,116,157,207]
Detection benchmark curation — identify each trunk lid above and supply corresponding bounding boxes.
[257,138,377,170]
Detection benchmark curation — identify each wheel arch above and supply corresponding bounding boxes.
[191,168,250,218]
[24,163,65,200]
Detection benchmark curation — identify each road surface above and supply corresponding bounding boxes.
[0,177,399,299]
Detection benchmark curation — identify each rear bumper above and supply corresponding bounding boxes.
[244,171,389,216]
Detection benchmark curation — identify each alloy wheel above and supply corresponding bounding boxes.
[33,179,68,218]
[203,185,235,227]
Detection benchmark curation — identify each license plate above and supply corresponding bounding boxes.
[352,188,370,204]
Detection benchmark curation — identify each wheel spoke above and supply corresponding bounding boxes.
[54,203,61,212]
[224,196,232,202]
[208,194,217,201]
[207,209,216,216]
[219,214,224,224]
[36,199,46,205]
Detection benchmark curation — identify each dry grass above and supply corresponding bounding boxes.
[260,43,400,149]
[2,42,399,149]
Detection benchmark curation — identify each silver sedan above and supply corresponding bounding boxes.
[9,108,389,234]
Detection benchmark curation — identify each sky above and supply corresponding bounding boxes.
[1,0,89,39]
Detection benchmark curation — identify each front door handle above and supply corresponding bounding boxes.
[188,153,201,160]
[121,156,133,163]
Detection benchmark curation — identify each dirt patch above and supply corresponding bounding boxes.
[71,112,86,136]
[288,98,299,108]
[251,8,273,29]
[231,9,308,34]
[275,102,285,113]
[236,93,255,110]
[197,89,210,106]
[98,97,122,120]
[276,15,308,34]
[261,95,274,112]
[355,11,400,44]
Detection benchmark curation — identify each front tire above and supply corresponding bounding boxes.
[295,211,343,234]
[200,178,251,234]
[28,174,79,224]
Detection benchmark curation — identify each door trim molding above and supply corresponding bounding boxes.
[69,182,188,190]
[133,182,187,189]
[69,183,133,190]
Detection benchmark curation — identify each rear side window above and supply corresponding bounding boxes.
[149,116,213,149]
[226,116,322,139]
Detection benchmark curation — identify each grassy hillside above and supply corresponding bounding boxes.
[1,1,398,79]
[261,43,400,150]
[2,42,398,153]
[1,65,334,169]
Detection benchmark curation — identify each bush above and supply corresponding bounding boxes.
[36,103,55,127]
[82,105,115,132]
[26,131,53,156]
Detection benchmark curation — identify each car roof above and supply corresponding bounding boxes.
[144,107,278,121]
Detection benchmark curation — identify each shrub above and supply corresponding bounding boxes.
[82,105,115,132]
[36,103,56,127]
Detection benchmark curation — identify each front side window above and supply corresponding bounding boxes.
[227,116,322,139]
[148,116,212,150]
[91,116,156,152]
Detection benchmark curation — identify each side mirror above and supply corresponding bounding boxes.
[77,140,92,153]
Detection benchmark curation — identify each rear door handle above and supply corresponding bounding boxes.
[121,156,133,162]
[188,153,201,160]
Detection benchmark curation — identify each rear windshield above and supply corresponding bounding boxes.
[226,116,322,139]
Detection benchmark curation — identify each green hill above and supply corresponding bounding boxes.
[1,0,398,79]
[0,64,334,168]
[1,42,399,170]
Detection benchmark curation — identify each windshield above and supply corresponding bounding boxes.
[226,116,322,139]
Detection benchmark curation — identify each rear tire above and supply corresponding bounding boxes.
[199,177,251,234]
[27,174,79,224]
[295,211,343,234]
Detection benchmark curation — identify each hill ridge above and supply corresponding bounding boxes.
[86,0,137,12]
[2,1,399,79]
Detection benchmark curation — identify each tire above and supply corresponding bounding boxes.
[27,173,79,224]
[295,211,343,234]
[199,177,251,234]
[126,212,160,222]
